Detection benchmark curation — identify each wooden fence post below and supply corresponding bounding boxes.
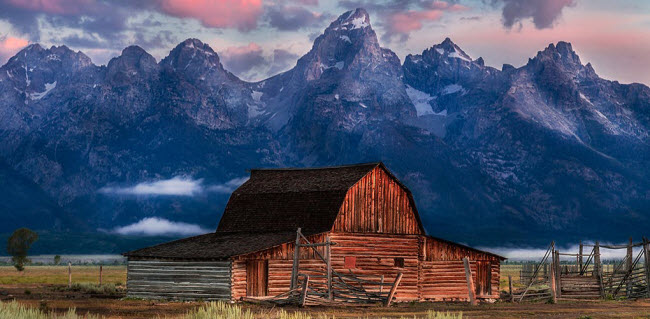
[627,237,633,273]
[68,262,72,288]
[550,253,557,303]
[594,241,604,298]
[578,241,583,273]
[463,257,477,306]
[99,265,103,286]
[290,228,302,290]
[300,275,310,307]
[385,272,403,307]
[554,250,561,298]
[508,275,514,302]
[326,236,332,301]
[380,275,384,294]
[643,236,650,297]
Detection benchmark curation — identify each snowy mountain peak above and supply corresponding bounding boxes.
[431,38,472,62]
[106,45,159,85]
[331,8,370,30]
[161,38,222,72]
[533,41,583,68]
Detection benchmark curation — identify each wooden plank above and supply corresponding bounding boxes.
[385,272,403,306]
[462,257,476,306]
[291,228,301,289]
[300,275,310,306]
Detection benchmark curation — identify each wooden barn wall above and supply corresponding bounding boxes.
[419,261,499,301]
[229,232,501,302]
[126,259,231,300]
[329,233,421,301]
[332,167,423,234]
[231,233,328,301]
[422,236,501,262]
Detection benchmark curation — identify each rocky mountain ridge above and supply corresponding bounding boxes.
[0,8,648,249]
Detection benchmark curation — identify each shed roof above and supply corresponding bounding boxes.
[124,231,301,260]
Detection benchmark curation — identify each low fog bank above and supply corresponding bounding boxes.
[480,243,642,262]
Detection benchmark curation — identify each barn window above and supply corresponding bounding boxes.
[344,256,356,268]
[394,257,405,268]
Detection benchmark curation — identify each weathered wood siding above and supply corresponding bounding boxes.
[333,167,423,234]
[422,236,501,262]
[419,260,500,300]
[329,233,420,301]
[126,259,231,300]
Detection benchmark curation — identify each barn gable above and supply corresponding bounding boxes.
[332,164,425,234]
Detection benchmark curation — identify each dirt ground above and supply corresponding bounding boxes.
[2,283,650,318]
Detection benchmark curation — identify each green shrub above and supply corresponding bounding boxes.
[67,283,121,295]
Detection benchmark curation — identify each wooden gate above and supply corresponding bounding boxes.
[476,261,492,296]
[246,260,268,297]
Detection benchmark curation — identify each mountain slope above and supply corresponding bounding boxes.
[0,9,648,250]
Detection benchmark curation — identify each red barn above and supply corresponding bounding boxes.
[124,163,504,303]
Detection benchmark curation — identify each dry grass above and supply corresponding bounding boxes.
[0,300,102,319]
[171,302,463,319]
[0,266,126,285]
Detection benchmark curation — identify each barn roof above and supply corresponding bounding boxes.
[124,231,300,260]
[216,162,383,234]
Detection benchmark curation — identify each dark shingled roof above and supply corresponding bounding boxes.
[124,231,302,260]
[215,162,381,234]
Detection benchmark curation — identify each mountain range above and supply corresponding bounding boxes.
[1,8,649,253]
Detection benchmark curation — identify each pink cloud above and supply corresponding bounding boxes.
[388,10,443,33]
[429,1,470,12]
[3,0,95,15]
[0,36,29,64]
[158,0,263,31]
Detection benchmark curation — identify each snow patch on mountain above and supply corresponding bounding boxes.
[406,85,435,116]
[29,81,57,100]
[442,84,465,95]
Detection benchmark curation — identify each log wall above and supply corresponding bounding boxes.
[126,259,231,300]
[332,167,423,234]
[329,233,421,301]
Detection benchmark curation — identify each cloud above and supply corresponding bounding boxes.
[99,176,248,196]
[0,36,28,64]
[208,177,249,193]
[220,42,266,78]
[157,0,263,31]
[386,10,444,35]
[99,176,204,196]
[3,0,96,15]
[266,5,327,31]
[113,217,211,236]
[268,49,300,75]
[493,0,577,29]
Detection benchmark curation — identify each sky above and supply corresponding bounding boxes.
[0,0,649,85]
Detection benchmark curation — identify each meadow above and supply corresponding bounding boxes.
[1,265,650,318]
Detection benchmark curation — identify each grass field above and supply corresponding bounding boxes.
[2,265,650,318]
[0,265,126,285]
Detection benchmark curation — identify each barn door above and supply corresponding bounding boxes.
[476,261,492,296]
[246,260,268,297]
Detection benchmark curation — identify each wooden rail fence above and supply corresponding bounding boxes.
[510,237,650,302]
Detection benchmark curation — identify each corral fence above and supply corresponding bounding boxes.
[508,237,650,302]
